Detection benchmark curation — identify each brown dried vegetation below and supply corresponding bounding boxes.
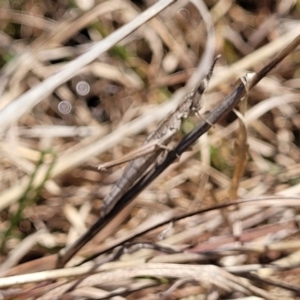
[0,0,300,299]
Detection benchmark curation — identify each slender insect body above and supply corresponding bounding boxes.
[101,56,219,216]
[102,151,161,216]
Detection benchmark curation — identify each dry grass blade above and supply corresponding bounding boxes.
[229,109,249,200]
[0,263,273,299]
[0,0,176,133]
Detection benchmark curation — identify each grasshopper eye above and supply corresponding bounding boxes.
[197,83,205,95]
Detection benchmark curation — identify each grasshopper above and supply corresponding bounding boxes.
[100,56,219,216]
